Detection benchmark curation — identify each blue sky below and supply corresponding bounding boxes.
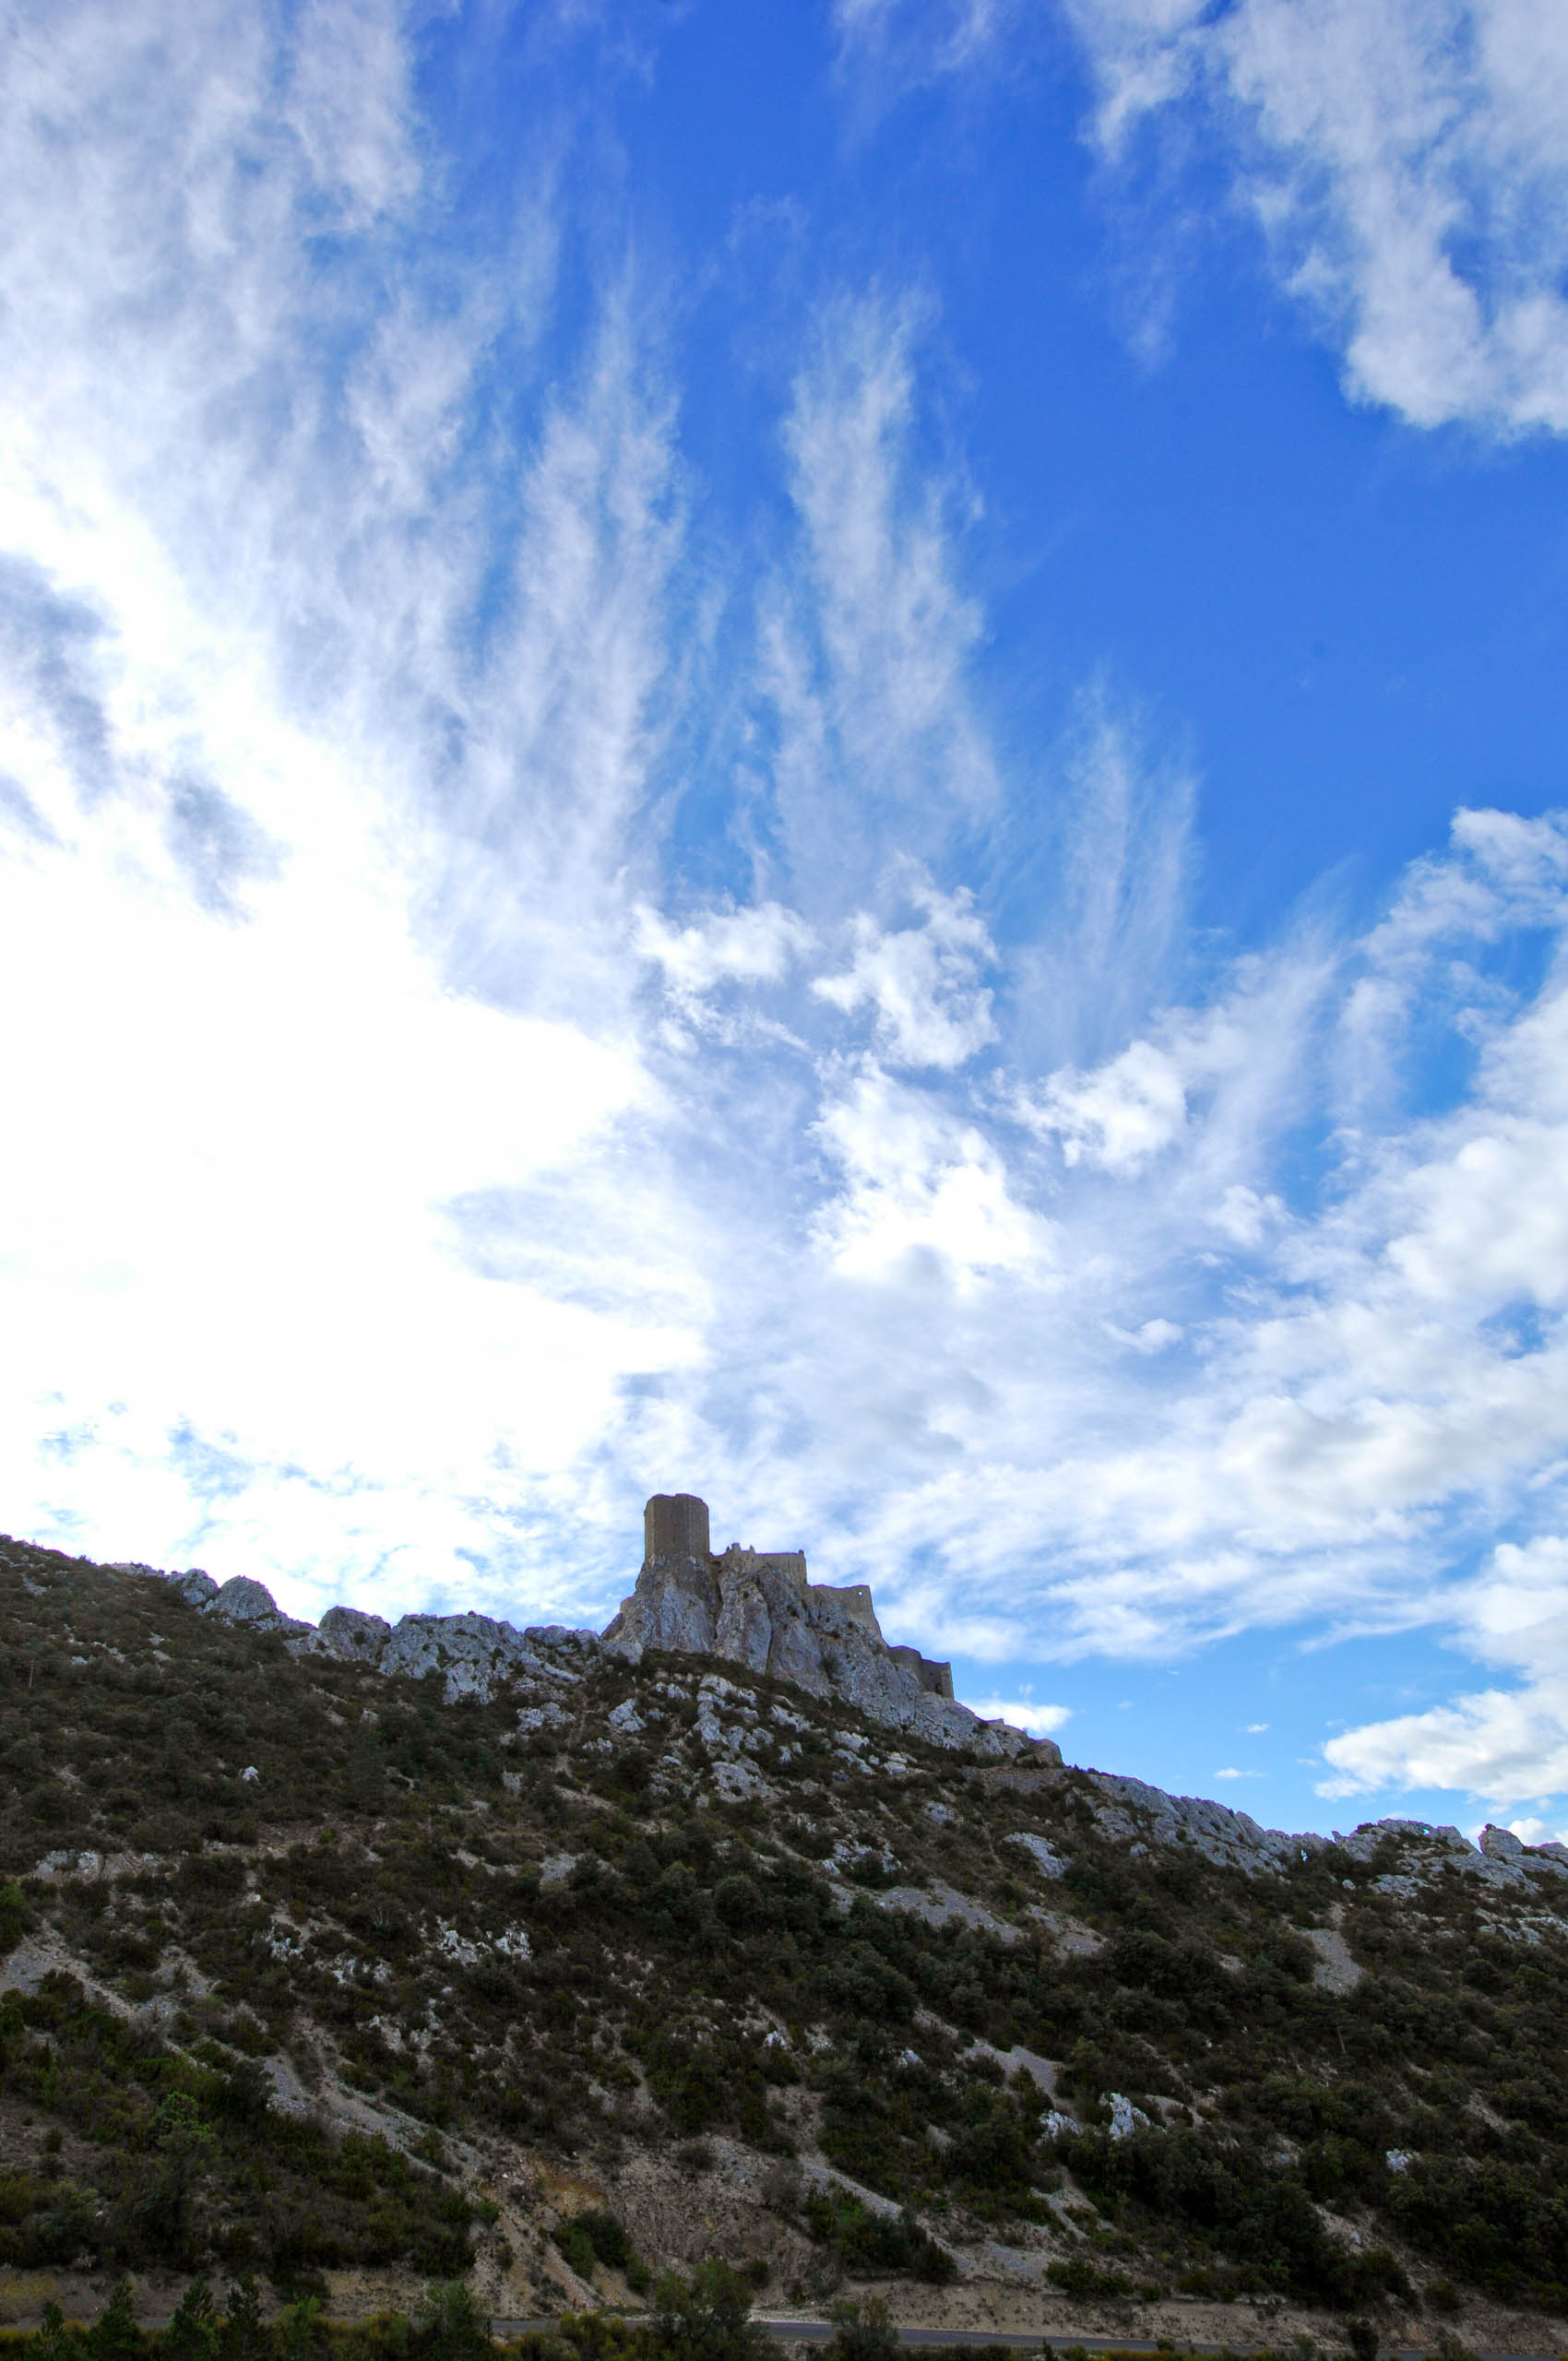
[5,0,1568,1841]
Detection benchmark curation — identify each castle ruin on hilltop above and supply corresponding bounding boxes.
[600,1492,1030,1756]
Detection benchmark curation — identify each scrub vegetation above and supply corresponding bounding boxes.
[5,1536,1568,2330]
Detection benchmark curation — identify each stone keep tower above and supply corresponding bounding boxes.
[643,1492,712,1567]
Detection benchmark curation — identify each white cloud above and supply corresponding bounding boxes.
[0,0,698,1618]
[1018,948,1328,1177]
[1321,1682,1568,1805]
[1210,1186,1283,1250]
[636,901,816,999]
[1058,0,1568,435]
[1112,1318,1182,1354]
[765,291,997,905]
[1029,1037,1189,1171]
[835,0,1016,74]
[8,0,1568,1835]
[966,1697,1074,1737]
[1013,694,1196,1070]
[813,1064,1051,1285]
[1321,1538,1568,1805]
[813,882,995,1069]
[830,0,1035,124]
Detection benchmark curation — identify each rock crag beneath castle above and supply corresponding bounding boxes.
[601,1493,1040,1760]
[151,1491,1050,1758]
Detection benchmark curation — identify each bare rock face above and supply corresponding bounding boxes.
[165,1570,218,1608]
[316,1605,393,1662]
[203,1574,315,1641]
[1087,1770,1326,1877]
[602,1493,1046,1760]
[162,1569,598,1703]
[150,1490,1054,1751]
[327,1609,597,1702]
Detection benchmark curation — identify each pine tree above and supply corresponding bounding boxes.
[220,2277,268,2361]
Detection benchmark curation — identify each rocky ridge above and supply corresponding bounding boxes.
[7,1521,1568,2351]
[129,1491,1046,1763]
[123,1495,1568,1898]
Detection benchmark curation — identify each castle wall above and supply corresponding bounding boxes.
[888,1643,955,1700]
[812,1581,883,1640]
[719,1546,808,1593]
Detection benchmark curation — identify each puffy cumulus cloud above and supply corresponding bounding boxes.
[1321,1682,1568,1806]
[965,1697,1074,1737]
[813,882,996,1069]
[1384,1120,1568,1309]
[1058,0,1568,435]
[1026,1036,1188,1171]
[636,901,816,1003]
[789,805,1568,1699]
[812,1065,1050,1284]
[1018,946,1329,1177]
[1107,1317,1182,1354]
[1321,1539,1568,1805]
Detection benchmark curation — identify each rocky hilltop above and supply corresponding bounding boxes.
[601,1495,1008,1761]
[139,1490,1045,1763]
[119,1488,1568,1895]
[6,1513,1568,2355]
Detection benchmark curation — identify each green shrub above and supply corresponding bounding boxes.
[802,2192,953,2284]
[823,2299,898,2361]
[86,2284,142,2361]
[647,2262,775,2361]
[164,2284,220,2361]
[412,2284,492,2361]
[1048,2257,1134,2301]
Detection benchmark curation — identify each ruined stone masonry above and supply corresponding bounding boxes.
[600,1493,1017,1755]
[148,1492,1047,1759]
[110,1503,1568,1886]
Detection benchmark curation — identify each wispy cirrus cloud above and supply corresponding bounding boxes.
[833,0,1028,102]
[813,882,996,1070]
[8,0,1568,1833]
[761,290,997,907]
[837,0,1568,438]
[1061,0,1568,435]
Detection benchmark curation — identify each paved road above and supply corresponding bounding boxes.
[493,2324,1558,2360]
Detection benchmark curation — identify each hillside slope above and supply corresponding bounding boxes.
[5,1525,1568,2351]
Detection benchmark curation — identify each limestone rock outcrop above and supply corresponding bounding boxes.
[204,1573,316,1641]
[1074,1781,1568,1892]
[150,1489,1055,1753]
[602,1493,1043,1760]
[164,1571,598,1703]
[1086,1769,1327,1877]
